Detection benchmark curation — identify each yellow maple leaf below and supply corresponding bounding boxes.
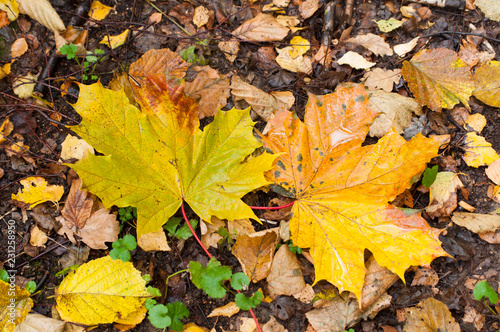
[0,280,33,331]
[261,84,448,300]
[473,61,500,107]
[68,74,275,243]
[462,132,500,167]
[56,256,151,325]
[402,48,474,111]
[100,29,129,49]
[11,176,64,209]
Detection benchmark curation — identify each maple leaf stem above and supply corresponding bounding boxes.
[181,200,263,332]
[249,201,295,210]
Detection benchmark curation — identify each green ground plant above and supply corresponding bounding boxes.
[59,43,105,81]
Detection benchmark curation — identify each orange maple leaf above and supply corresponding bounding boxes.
[262,84,449,299]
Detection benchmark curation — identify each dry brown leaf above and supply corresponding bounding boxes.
[299,0,320,19]
[230,75,280,121]
[411,267,439,287]
[368,90,422,138]
[227,218,255,238]
[60,134,94,161]
[232,13,289,42]
[361,255,399,309]
[306,292,392,331]
[129,48,190,85]
[14,313,70,332]
[293,284,316,303]
[452,212,500,235]
[337,51,375,69]
[266,244,306,298]
[137,229,170,251]
[17,0,65,32]
[262,316,288,332]
[184,66,230,119]
[232,230,279,282]
[218,40,240,63]
[403,298,460,332]
[462,305,485,331]
[362,68,401,92]
[486,159,500,185]
[393,37,419,57]
[426,172,463,218]
[275,15,300,30]
[475,0,500,21]
[207,302,240,318]
[30,225,48,247]
[347,34,393,56]
[193,6,210,28]
[74,208,119,249]
[11,37,28,58]
[61,179,93,229]
[201,216,225,248]
[275,46,313,73]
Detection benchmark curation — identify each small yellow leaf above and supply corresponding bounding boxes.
[89,0,113,21]
[0,116,13,143]
[464,113,486,133]
[0,0,19,21]
[30,225,48,247]
[182,323,210,332]
[404,298,460,332]
[0,280,33,331]
[289,36,310,58]
[473,61,500,107]
[100,29,129,49]
[56,256,151,325]
[13,72,36,99]
[0,62,11,79]
[60,134,94,161]
[337,51,376,69]
[462,132,500,167]
[207,302,240,318]
[276,46,312,73]
[193,6,210,28]
[12,177,64,209]
[11,37,28,58]
[376,18,402,32]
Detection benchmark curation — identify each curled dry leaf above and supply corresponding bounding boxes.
[403,298,460,332]
[361,255,399,309]
[452,212,500,244]
[232,13,289,42]
[337,51,375,69]
[60,179,93,229]
[184,66,231,119]
[266,244,306,298]
[346,33,393,56]
[299,0,320,19]
[402,48,474,111]
[410,267,439,287]
[462,305,485,331]
[129,48,190,85]
[462,132,500,167]
[362,68,401,92]
[17,0,65,32]
[12,177,64,209]
[201,216,225,248]
[275,46,313,73]
[207,302,240,318]
[393,37,419,57]
[232,229,279,282]
[230,75,280,121]
[426,172,463,218]
[60,134,94,161]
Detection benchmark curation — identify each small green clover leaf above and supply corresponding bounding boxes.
[474,280,499,304]
[235,291,263,310]
[230,272,250,291]
[147,286,162,297]
[200,266,232,298]
[145,298,157,311]
[422,165,439,188]
[0,270,9,283]
[60,44,78,60]
[110,234,137,262]
[148,304,171,328]
[166,302,189,331]
[25,281,36,293]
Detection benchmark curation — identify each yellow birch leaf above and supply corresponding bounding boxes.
[100,29,129,49]
[402,48,474,111]
[289,36,310,58]
[473,61,500,107]
[68,74,275,243]
[89,0,113,21]
[12,176,64,209]
[56,256,151,325]
[0,280,33,331]
[462,132,500,167]
[262,84,448,300]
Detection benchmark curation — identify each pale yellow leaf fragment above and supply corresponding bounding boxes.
[262,316,288,332]
[0,62,11,80]
[452,212,500,234]
[12,177,64,209]
[89,0,112,21]
[273,0,291,7]
[60,134,94,161]
[337,51,375,69]
[0,116,13,143]
[276,46,312,73]
[14,313,69,332]
[227,218,255,238]
[376,18,402,32]
[475,0,500,21]
[275,15,301,31]
[465,113,486,133]
[426,172,463,218]
[462,132,500,167]
[100,29,129,49]
[137,229,170,251]
[193,6,210,28]
[362,68,401,92]
[30,225,48,247]
[17,0,65,32]
[13,73,36,99]
[486,159,500,185]
[393,37,419,57]
[207,302,240,318]
[346,33,393,56]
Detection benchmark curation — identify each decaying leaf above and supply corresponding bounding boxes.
[12,177,64,209]
[100,29,129,49]
[69,74,275,243]
[0,280,33,331]
[0,116,14,143]
[452,212,500,244]
[402,48,474,111]
[11,37,28,58]
[403,298,460,332]
[462,305,485,331]
[368,90,422,138]
[276,46,313,73]
[346,34,393,56]
[232,229,280,282]
[462,132,500,167]
[337,51,375,69]
[201,216,225,248]
[184,66,231,119]
[361,255,399,309]
[13,313,80,332]
[0,0,18,21]
[262,84,448,300]
[475,0,500,21]
[56,256,151,325]
[60,134,94,161]
[376,18,402,33]
[207,302,240,318]
[426,172,463,218]
[30,225,48,247]
[136,229,170,251]
[232,13,289,42]
[299,0,320,19]
[193,6,210,28]
[473,61,500,107]
[129,48,190,85]
[218,40,239,63]
[227,218,255,238]
[411,267,439,287]
[13,73,37,99]
[266,244,306,298]
[88,0,113,21]
[362,68,401,92]
[17,0,65,32]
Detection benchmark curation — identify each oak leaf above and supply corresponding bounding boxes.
[69,74,275,243]
[402,48,474,111]
[262,84,448,300]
